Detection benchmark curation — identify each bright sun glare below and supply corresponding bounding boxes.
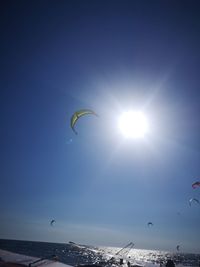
[118,111,149,138]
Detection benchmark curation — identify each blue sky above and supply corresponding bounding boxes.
[1,0,200,253]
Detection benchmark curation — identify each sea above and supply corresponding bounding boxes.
[0,239,199,267]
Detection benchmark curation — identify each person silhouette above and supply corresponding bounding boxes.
[166,259,175,267]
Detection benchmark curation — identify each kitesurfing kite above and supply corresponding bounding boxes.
[147,222,153,227]
[70,109,97,134]
[189,198,200,206]
[176,245,180,251]
[192,181,200,189]
[50,219,56,226]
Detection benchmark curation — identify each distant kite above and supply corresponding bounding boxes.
[176,245,180,251]
[189,198,200,206]
[50,219,56,226]
[70,109,98,134]
[192,181,200,189]
[147,222,153,227]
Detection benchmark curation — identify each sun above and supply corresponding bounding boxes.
[118,111,149,138]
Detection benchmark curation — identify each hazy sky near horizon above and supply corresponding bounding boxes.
[1,0,200,253]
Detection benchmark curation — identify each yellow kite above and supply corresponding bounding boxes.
[70,109,97,134]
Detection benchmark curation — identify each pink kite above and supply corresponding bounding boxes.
[192,181,200,189]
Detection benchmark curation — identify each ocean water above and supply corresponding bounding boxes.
[0,239,199,267]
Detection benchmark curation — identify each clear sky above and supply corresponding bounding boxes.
[1,0,200,253]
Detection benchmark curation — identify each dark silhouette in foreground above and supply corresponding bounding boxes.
[166,260,175,267]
